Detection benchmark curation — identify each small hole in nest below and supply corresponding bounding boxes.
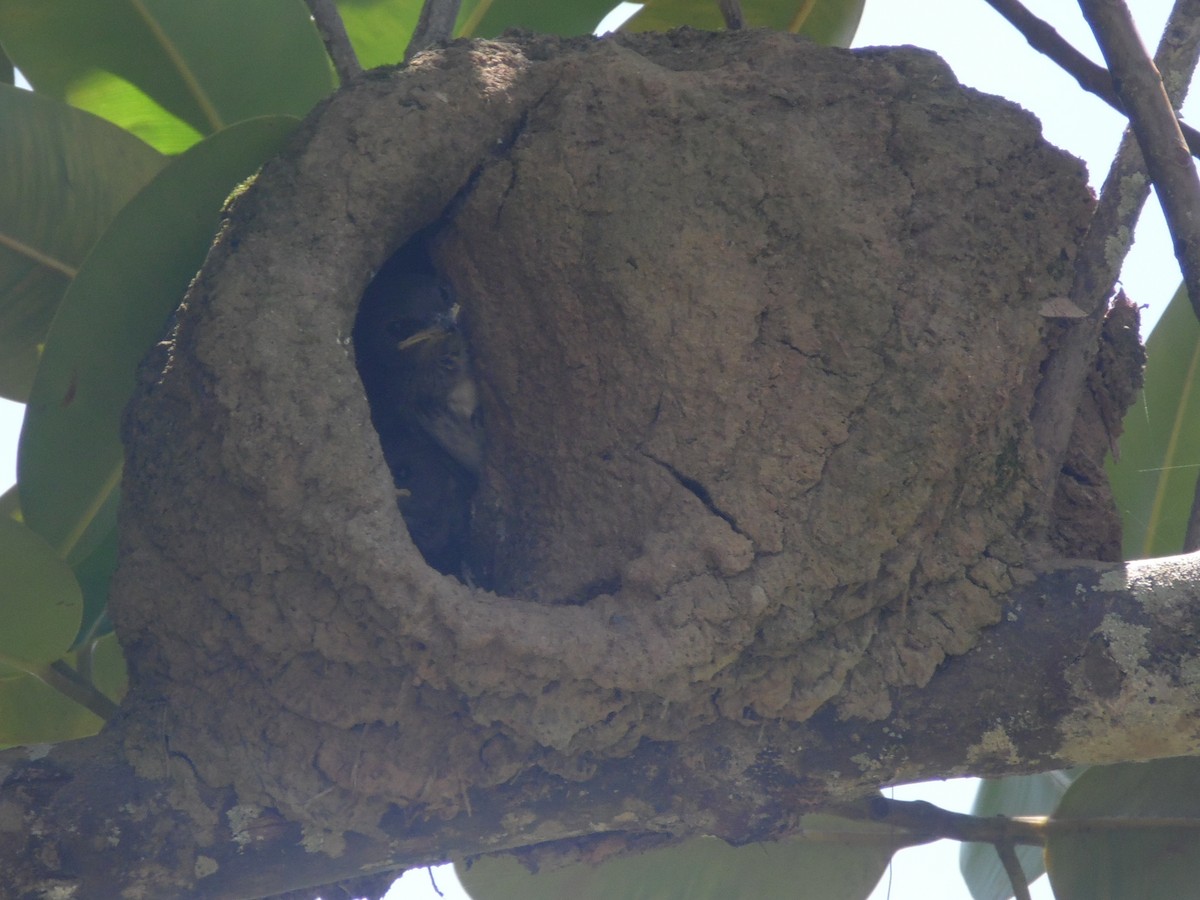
[352,234,482,578]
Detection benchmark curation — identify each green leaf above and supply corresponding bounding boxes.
[63,73,205,154]
[0,0,334,152]
[458,0,619,38]
[0,42,13,85]
[1046,757,1200,900]
[458,817,896,900]
[337,0,423,69]
[0,84,165,402]
[18,115,299,565]
[625,0,865,46]
[961,769,1084,900]
[0,672,102,745]
[0,632,125,748]
[0,517,82,677]
[1107,283,1198,559]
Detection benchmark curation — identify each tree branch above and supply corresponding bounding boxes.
[982,0,1200,156]
[1029,0,1200,506]
[1080,0,1200,324]
[305,0,361,83]
[405,0,462,62]
[1185,483,1200,551]
[11,552,1200,897]
[717,0,745,30]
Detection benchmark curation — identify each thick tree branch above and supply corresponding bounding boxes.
[1080,0,1200,324]
[9,553,1200,897]
[982,0,1200,156]
[305,0,361,83]
[1030,0,1200,506]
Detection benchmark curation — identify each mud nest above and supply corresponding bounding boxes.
[112,30,1121,832]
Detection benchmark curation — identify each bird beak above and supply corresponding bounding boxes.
[396,325,450,352]
[395,303,462,352]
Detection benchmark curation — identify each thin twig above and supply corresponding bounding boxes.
[428,866,445,898]
[305,0,362,83]
[1027,0,1200,510]
[717,0,745,30]
[996,841,1034,900]
[1079,0,1200,325]
[405,0,462,62]
[1078,0,1200,549]
[982,0,1200,156]
[865,798,1046,846]
[1184,492,1200,551]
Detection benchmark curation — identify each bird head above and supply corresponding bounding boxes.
[355,266,483,473]
[395,302,463,353]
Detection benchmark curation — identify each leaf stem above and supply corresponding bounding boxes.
[37,660,120,722]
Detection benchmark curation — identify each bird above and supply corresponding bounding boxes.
[353,250,483,574]
[391,292,484,474]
